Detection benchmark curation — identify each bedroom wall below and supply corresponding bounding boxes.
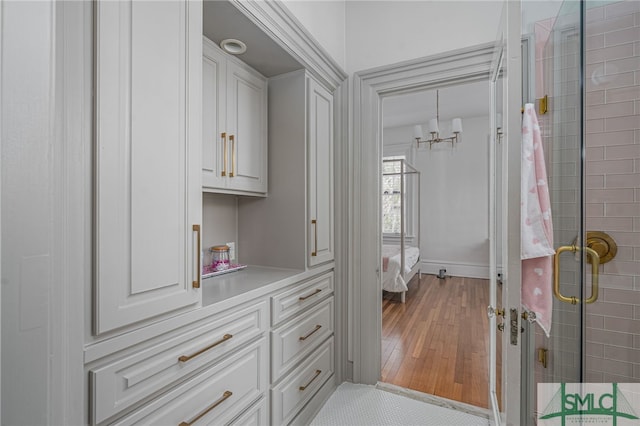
[384,116,492,279]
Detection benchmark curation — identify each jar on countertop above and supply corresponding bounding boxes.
[210,245,230,271]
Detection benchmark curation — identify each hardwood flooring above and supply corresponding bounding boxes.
[381,274,502,409]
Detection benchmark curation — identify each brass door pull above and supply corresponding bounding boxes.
[311,219,318,256]
[299,369,321,391]
[299,289,321,301]
[299,325,322,341]
[229,135,235,177]
[179,390,232,426]
[221,132,227,177]
[193,225,201,289]
[553,245,600,305]
[178,334,233,362]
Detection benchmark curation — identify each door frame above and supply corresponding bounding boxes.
[350,42,495,381]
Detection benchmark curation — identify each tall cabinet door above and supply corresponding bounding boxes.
[226,60,267,194]
[202,40,227,189]
[307,78,334,267]
[94,1,202,334]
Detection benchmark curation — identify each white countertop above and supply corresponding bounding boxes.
[202,265,304,307]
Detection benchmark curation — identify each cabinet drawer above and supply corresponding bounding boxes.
[272,297,333,381]
[90,301,268,424]
[112,337,268,426]
[271,272,333,326]
[271,337,334,426]
[230,396,268,426]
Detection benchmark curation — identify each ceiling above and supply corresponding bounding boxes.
[383,81,490,129]
[203,1,302,77]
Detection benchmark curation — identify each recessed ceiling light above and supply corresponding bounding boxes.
[220,39,247,55]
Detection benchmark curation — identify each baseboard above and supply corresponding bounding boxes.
[290,374,336,425]
[420,260,490,279]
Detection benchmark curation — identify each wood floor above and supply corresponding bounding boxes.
[381,274,502,409]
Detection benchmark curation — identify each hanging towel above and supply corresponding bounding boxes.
[521,103,555,337]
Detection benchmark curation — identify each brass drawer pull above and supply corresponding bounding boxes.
[178,334,233,362]
[229,135,235,177]
[221,132,227,177]
[299,369,321,391]
[299,325,322,341]
[298,289,321,301]
[179,390,232,426]
[193,224,201,288]
[311,219,318,256]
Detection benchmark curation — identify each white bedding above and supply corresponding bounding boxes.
[382,245,420,293]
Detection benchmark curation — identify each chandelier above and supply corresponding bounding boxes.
[413,90,462,149]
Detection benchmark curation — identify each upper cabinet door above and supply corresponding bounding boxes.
[202,40,227,189]
[226,60,268,194]
[94,1,202,334]
[307,78,334,267]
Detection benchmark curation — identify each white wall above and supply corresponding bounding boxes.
[202,193,239,262]
[345,1,503,73]
[384,116,491,278]
[281,0,346,70]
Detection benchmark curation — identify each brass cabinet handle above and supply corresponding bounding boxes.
[178,390,232,426]
[553,245,600,305]
[178,334,233,362]
[193,225,201,288]
[299,325,322,341]
[221,132,227,177]
[311,219,318,256]
[299,289,321,301]
[229,135,235,177]
[298,369,321,391]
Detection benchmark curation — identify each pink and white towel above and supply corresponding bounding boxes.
[521,103,555,337]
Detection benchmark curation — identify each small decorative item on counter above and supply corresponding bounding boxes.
[210,245,230,271]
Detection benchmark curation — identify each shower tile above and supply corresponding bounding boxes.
[609,246,634,261]
[587,343,605,358]
[587,90,606,105]
[586,188,634,203]
[606,173,640,188]
[586,175,605,189]
[635,41,640,56]
[635,334,640,349]
[587,5,605,23]
[604,345,640,364]
[588,101,635,120]
[598,273,634,290]
[605,115,640,132]
[604,260,640,275]
[603,289,640,305]
[588,71,635,91]
[585,370,604,382]
[588,119,605,133]
[603,371,635,382]
[635,247,640,261]
[604,202,640,217]
[604,316,640,334]
[607,144,640,159]
[587,14,635,37]
[587,327,635,348]
[588,34,605,51]
[605,57,640,75]
[587,216,633,231]
[605,27,640,47]
[587,314,605,329]
[606,85,640,102]
[588,301,634,318]
[605,231,640,246]
[635,305,640,320]
[605,1,640,20]
[586,203,605,217]
[587,146,605,160]
[586,129,634,146]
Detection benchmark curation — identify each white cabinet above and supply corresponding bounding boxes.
[93,0,202,334]
[238,70,335,270]
[307,78,334,266]
[202,38,267,195]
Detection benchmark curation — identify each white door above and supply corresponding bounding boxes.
[488,0,522,424]
[307,77,334,267]
[94,0,202,334]
[202,40,227,190]
[226,60,267,194]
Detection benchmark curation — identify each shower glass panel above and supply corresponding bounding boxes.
[525,0,640,423]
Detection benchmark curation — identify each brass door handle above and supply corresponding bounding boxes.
[299,369,321,391]
[193,225,201,289]
[221,132,227,177]
[229,134,235,177]
[179,390,232,426]
[311,219,318,256]
[553,245,600,305]
[178,334,233,362]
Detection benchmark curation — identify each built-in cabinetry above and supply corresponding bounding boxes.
[202,37,267,196]
[93,0,202,334]
[238,70,334,270]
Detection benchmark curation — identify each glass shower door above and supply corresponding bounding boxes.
[526,0,640,423]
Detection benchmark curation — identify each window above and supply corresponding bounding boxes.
[382,156,405,234]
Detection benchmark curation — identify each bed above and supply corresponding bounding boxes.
[382,158,421,303]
